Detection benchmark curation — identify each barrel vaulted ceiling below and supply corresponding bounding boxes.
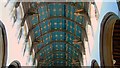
[23,2,89,66]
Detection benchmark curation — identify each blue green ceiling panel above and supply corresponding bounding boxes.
[33,26,41,38]
[29,2,87,66]
[30,15,38,25]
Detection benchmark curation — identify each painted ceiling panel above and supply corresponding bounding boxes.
[37,43,43,49]
[40,22,50,33]
[66,5,75,20]
[29,2,87,66]
[66,33,75,44]
[52,32,65,40]
[33,26,40,38]
[31,15,38,25]
[54,60,65,64]
[43,33,51,44]
[66,21,75,33]
[50,18,65,29]
[52,43,66,50]
[76,24,82,37]
[49,4,65,16]
[44,55,53,63]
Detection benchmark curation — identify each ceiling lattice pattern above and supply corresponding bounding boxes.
[28,2,88,66]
